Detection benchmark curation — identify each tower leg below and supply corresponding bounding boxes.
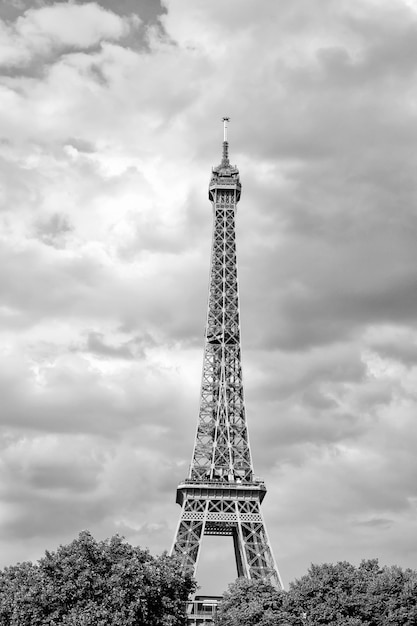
[172,498,206,578]
[232,528,246,578]
[235,499,283,588]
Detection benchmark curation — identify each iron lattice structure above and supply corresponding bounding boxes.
[171,119,282,590]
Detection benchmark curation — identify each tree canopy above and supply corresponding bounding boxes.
[216,578,302,626]
[217,560,417,626]
[289,559,417,625]
[3,538,417,626]
[0,531,195,626]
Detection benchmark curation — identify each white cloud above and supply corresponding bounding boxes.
[0,2,137,67]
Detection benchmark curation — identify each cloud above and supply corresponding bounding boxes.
[366,326,417,366]
[34,212,73,248]
[0,2,138,67]
[83,330,138,359]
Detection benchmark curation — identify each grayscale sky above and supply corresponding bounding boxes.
[1,0,417,594]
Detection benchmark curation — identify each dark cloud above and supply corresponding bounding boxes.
[82,330,155,359]
[95,0,166,23]
[237,182,417,351]
[369,334,417,366]
[1,449,101,497]
[34,213,73,247]
[1,490,111,540]
[0,0,27,21]
[86,331,134,359]
[65,137,96,153]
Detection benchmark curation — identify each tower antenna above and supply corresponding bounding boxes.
[221,116,230,165]
[222,116,230,142]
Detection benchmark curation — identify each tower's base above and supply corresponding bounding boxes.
[172,480,282,589]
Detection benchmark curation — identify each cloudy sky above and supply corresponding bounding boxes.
[1,0,417,594]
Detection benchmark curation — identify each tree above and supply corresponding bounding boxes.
[0,531,195,626]
[216,578,303,626]
[288,559,417,626]
[216,561,417,626]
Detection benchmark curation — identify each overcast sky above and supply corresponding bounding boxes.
[1,0,417,594]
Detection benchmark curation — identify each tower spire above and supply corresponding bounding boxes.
[171,120,283,603]
[222,116,230,166]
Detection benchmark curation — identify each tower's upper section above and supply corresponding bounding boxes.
[209,117,241,203]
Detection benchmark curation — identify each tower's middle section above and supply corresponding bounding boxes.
[171,119,282,589]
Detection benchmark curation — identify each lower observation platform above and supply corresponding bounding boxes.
[176,479,267,507]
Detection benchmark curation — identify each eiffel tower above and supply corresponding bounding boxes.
[171,118,283,593]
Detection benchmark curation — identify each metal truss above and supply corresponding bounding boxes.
[171,121,283,592]
[173,489,281,588]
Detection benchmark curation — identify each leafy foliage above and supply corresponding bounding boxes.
[3,537,417,626]
[216,578,302,626]
[0,531,195,626]
[217,560,417,626]
[289,559,417,625]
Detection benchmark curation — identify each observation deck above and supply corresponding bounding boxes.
[176,478,267,507]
